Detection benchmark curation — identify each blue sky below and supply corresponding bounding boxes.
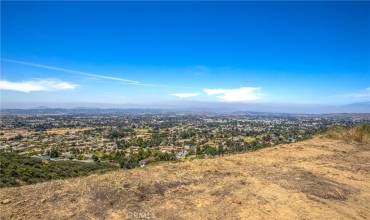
[1,2,369,109]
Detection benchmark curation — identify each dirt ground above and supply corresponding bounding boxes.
[1,136,370,220]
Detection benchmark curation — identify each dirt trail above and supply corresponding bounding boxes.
[1,137,370,220]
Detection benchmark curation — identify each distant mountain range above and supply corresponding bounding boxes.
[1,101,369,114]
[341,102,370,112]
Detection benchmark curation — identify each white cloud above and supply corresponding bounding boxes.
[204,87,261,102]
[0,79,78,93]
[171,93,200,98]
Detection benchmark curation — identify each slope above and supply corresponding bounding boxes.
[1,136,370,219]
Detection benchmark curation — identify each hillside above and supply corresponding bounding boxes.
[1,136,370,219]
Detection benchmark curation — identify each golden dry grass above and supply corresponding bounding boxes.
[242,136,256,143]
[46,128,93,135]
[324,124,370,144]
[1,137,370,219]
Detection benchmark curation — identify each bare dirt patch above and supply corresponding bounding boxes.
[258,167,357,200]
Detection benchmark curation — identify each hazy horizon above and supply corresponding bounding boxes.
[2,100,370,114]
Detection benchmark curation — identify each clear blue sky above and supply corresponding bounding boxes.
[1,2,369,108]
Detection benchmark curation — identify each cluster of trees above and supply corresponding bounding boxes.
[0,152,116,187]
[114,133,168,149]
[193,141,269,158]
[92,148,176,169]
[196,145,223,157]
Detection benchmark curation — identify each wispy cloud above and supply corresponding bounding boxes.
[350,87,370,98]
[335,87,370,99]
[2,58,196,89]
[204,87,261,102]
[2,59,139,84]
[0,79,78,93]
[171,93,200,98]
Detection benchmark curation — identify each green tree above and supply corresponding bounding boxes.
[14,134,23,140]
[92,154,100,163]
[203,146,218,156]
[49,148,61,158]
[218,145,225,156]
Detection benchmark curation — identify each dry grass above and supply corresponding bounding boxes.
[46,128,93,135]
[1,137,370,219]
[242,136,256,143]
[324,124,370,144]
[0,129,32,139]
